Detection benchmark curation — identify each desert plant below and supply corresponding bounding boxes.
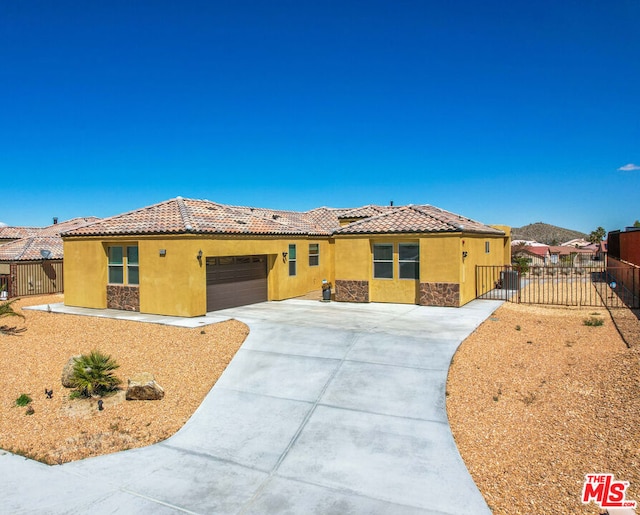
[15,393,32,407]
[70,350,122,397]
[0,298,24,321]
[0,298,26,335]
[584,317,604,327]
[512,257,529,276]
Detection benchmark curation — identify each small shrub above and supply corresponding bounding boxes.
[15,393,32,407]
[25,406,35,415]
[520,392,537,405]
[0,298,26,335]
[515,325,521,331]
[70,350,122,398]
[584,317,604,327]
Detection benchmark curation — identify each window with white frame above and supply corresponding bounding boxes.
[373,243,394,279]
[309,243,319,267]
[108,245,139,285]
[399,243,419,279]
[288,244,297,276]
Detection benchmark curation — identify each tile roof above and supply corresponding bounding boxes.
[0,236,63,261]
[334,205,505,235]
[0,217,100,262]
[0,226,42,241]
[62,198,505,238]
[337,205,391,219]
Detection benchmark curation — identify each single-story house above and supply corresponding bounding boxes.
[0,218,99,297]
[512,245,549,266]
[62,197,511,316]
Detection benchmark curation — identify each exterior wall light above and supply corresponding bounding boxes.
[197,250,203,261]
[462,251,468,259]
[282,251,288,261]
[159,249,166,257]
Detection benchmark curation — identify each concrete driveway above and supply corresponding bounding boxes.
[2,299,499,514]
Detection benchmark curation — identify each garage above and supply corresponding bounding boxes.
[206,255,268,311]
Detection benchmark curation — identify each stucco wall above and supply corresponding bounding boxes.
[64,235,334,317]
[63,227,509,314]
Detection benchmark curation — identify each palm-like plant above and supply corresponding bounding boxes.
[0,299,25,335]
[71,350,121,397]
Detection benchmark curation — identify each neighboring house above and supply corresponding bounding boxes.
[62,197,511,316]
[548,246,595,267]
[0,218,99,297]
[0,226,41,245]
[560,238,591,248]
[512,245,549,266]
[595,240,607,261]
[512,243,595,268]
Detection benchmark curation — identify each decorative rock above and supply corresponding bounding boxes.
[61,355,82,388]
[126,373,164,401]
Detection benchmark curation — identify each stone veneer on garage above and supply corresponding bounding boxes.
[335,280,369,303]
[107,285,140,312]
[419,282,460,307]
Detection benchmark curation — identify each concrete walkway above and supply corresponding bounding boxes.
[4,299,501,514]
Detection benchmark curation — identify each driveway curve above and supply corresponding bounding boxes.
[1,299,500,514]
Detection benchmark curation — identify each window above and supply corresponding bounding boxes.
[309,243,319,267]
[399,243,419,279]
[108,245,139,285]
[108,247,123,284]
[288,244,296,276]
[373,244,394,279]
[485,241,490,254]
[127,246,139,284]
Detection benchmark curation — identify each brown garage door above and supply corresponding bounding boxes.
[206,255,268,312]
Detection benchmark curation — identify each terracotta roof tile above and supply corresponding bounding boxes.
[335,205,505,235]
[0,217,100,261]
[0,236,63,261]
[0,226,42,241]
[62,198,505,238]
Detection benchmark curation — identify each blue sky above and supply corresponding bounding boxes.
[1,0,638,234]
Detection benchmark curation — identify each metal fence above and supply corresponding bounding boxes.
[476,264,639,308]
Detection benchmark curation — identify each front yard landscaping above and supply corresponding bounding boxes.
[448,302,640,514]
[0,294,248,464]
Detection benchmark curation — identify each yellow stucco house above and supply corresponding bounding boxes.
[62,197,510,317]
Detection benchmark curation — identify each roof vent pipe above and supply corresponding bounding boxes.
[53,217,58,224]
[390,200,394,206]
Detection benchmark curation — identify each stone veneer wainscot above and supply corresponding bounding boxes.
[419,282,460,307]
[335,280,369,303]
[107,285,140,312]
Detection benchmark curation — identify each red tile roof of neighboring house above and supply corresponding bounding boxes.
[0,236,63,261]
[548,245,594,256]
[0,217,100,262]
[516,246,549,257]
[0,226,42,241]
[62,198,505,238]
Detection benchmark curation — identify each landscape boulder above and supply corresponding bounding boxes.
[61,355,82,388]
[126,373,164,401]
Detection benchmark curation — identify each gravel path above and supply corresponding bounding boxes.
[447,302,639,514]
[0,294,248,464]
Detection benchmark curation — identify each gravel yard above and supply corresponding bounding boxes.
[3,293,639,514]
[0,294,248,464]
[447,302,639,514]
